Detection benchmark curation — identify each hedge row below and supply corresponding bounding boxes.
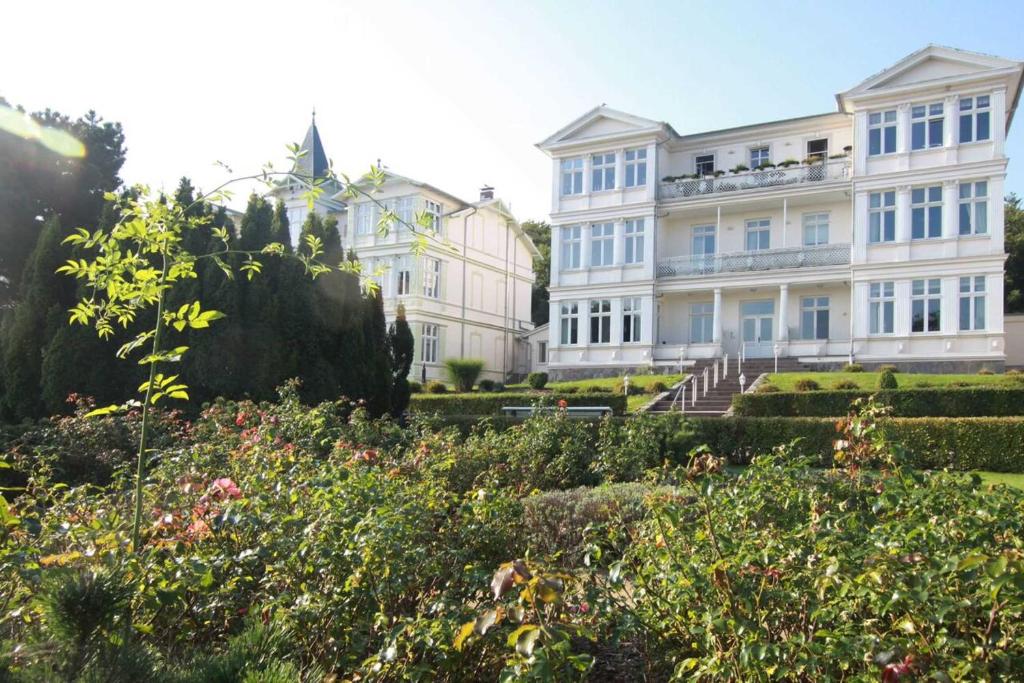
[409,392,628,416]
[731,387,1024,417]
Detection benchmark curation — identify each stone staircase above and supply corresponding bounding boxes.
[647,356,813,417]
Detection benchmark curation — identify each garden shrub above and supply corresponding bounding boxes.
[408,381,423,394]
[878,369,899,389]
[444,359,485,392]
[793,378,821,391]
[424,380,448,394]
[878,363,900,373]
[842,363,864,372]
[478,379,496,392]
[584,385,611,394]
[526,372,548,390]
[832,379,860,390]
[648,380,669,394]
[978,367,994,375]
[409,392,627,416]
[561,386,579,394]
[755,383,780,393]
[612,379,644,396]
[493,382,504,392]
[732,386,1024,418]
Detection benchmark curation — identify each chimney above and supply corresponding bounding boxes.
[479,185,494,201]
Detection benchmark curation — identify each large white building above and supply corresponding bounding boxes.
[270,118,538,383]
[537,45,1023,378]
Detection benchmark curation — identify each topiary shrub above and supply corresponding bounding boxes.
[425,381,448,394]
[794,379,821,392]
[878,370,898,390]
[408,381,423,394]
[526,372,548,390]
[878,364,900,374]
[843,363,864,373]
[833,379,860,391]
[444,359,485,393]
[649,381,669,394]
[755,383,780,393]
[478,379,496,392]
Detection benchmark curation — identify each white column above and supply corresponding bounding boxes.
[646,142,658,203]
[610,298,623,347]
[988,273,1005,334]
[549,301,560,347]
[782,197,788,248]
[943,95,959,149]
[778,284,790,342]
[712,287,723,346]
[550,226,562,287]
[551,158,562,212]
[854,111,869,176]
[989,175,1006,255]
[614,149,625,190]
[581,224,592,269]
[897,103,911,154]
[992,88,1008,156]
[941,276,958,336]
[942,179,958,240]
[613,219,625,266]
[895,186,912,243]
[853,191,869,263]
[582,155,592,195]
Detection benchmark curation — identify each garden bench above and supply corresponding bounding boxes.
[500,406,612,418]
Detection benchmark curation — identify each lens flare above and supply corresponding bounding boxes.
[0,104,86,158]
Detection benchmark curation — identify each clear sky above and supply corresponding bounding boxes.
[3,0,1023,222]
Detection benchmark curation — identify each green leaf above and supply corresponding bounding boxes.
[453,621,475,652]
[85,404,121,418]
[515,627,541,657]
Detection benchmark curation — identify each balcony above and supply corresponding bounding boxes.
[659,159,850,201]
[656,243,851,279]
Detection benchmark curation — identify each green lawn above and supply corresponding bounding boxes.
[764,371,1020,391]
[977,471,1024,490]
[498,373,685,413]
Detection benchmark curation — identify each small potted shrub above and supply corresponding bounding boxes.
[755,162,776,171]
[526,372,548,390]
[713,170,726,178]
[777,158,800,168]
[802,156,823,165]
[877,369,898,390]
[793,378,821,391]
[730,164,749,174]
[843,145,853,154]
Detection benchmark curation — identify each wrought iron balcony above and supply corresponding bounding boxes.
[659,160,850,200]
[656,243,851,278]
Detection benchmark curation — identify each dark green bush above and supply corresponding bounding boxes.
[444,358,485,392]
[493,382,504,392]
[648,380,669,394]
[408,381,422,394]
[732,386,1024,418]
[755,383,780,393]
[878,364,900,374]
[832,379,860,390]
[843,363,864,372]
[878,369,898,389]
[560,386,579,394]
[424,380,448,394]
[612,379,645,396]
[409,392,628,416]
[478,379,496,392]
[584,385,611,394]
[526,372,548,390]
[794,378,821,391]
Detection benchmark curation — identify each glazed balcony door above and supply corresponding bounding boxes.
[741,300,774,358]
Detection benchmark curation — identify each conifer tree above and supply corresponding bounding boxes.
[388,303,415,416]
[271,200,292,252]
[361,288,393,416]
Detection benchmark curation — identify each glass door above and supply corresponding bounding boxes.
[740,300,774,358]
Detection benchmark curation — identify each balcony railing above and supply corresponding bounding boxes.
[656,243,851,278]
[659,160,850,200]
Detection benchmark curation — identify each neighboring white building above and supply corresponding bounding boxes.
[537,45,1023,378]
[270,117,538,383]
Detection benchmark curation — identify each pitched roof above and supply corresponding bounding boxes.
[293,111,330,180]
[537,104,677,150]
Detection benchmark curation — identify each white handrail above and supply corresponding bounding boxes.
[723,354,729,379]
[702,367,709,397]
[713,359,719,388]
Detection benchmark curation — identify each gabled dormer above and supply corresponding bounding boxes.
[537,105,675,154]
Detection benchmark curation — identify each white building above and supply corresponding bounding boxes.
[270,118,538,383]
[537,45,1023,378]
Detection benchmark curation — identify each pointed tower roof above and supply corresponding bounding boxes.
[294,108,330,180]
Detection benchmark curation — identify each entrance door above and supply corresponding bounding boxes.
[741,300,774,358]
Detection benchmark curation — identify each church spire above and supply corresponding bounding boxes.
[295,108,329,181]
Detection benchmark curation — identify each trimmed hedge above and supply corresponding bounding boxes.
[731,386,1024,418]
[409,392,628,416]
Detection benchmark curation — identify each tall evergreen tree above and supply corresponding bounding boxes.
[521,220,551,325]
[361,288,392,416]
[271,200,292,251]
[388,303,415,416]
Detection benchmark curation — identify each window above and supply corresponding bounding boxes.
[396,257,412,296]
[560,158,583,195]
[959,95,991,143]
[868,110,897,155]
[561,226,581,269]
[624,148,647,187]
[911,186,943,239]
[538,341,547,364]
[623,297,642,343]
[424,199,442,233]
[689,303,714,343]
[958,181,988,235]
[589,299,611,344]
[869,282,895,335]
[422,257,441,298]
[750,146,770,168]
[559,302,579,345]
[911,278,941,333]
[959,276,986,331]
[806,138,828,161]
[911,103,944,150]
[591,152,615,191]
[356,203,376,235]
[745,219,770,251]
[392,196,414,232]
[422,324,439,363]
[802,212,830,246]
[624,219,644,264]
[590,223,614,267]
[869,191,896,243]
[800,296,830,340]
[695,154,715,176]
[692,225,715,257]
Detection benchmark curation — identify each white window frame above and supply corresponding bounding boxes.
[424,199,442,233]
[911,102,945,150]
[560,158,583,196]
[911,278,942,334]
[422,323,439,363]
[396,256,412,296]
[869,282,895,335]
[590,223,614,267]
[589,299,611,344]
[692,225,716,257]
[868,110,897,156]
[689,302,714,344]
[959,276,986,331]
[624,219,644,264]
[959,95,991,144]
[802,212,830,246]
[911,185,943,240]
[694,153,715,176]
[355,202,376,235]
[622,297,642,343]
[749,146,770,169]
[561,226,581,270]
[559,302,579,345]
[422,257,441,299]
[591,152,616,191]
[869,191,896,243]
[744,218,771,251]
[537,341,548,364]
[624,148,647,187]
[800,296,830,340]
[805,138,828,161]
[958,181,988,235]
